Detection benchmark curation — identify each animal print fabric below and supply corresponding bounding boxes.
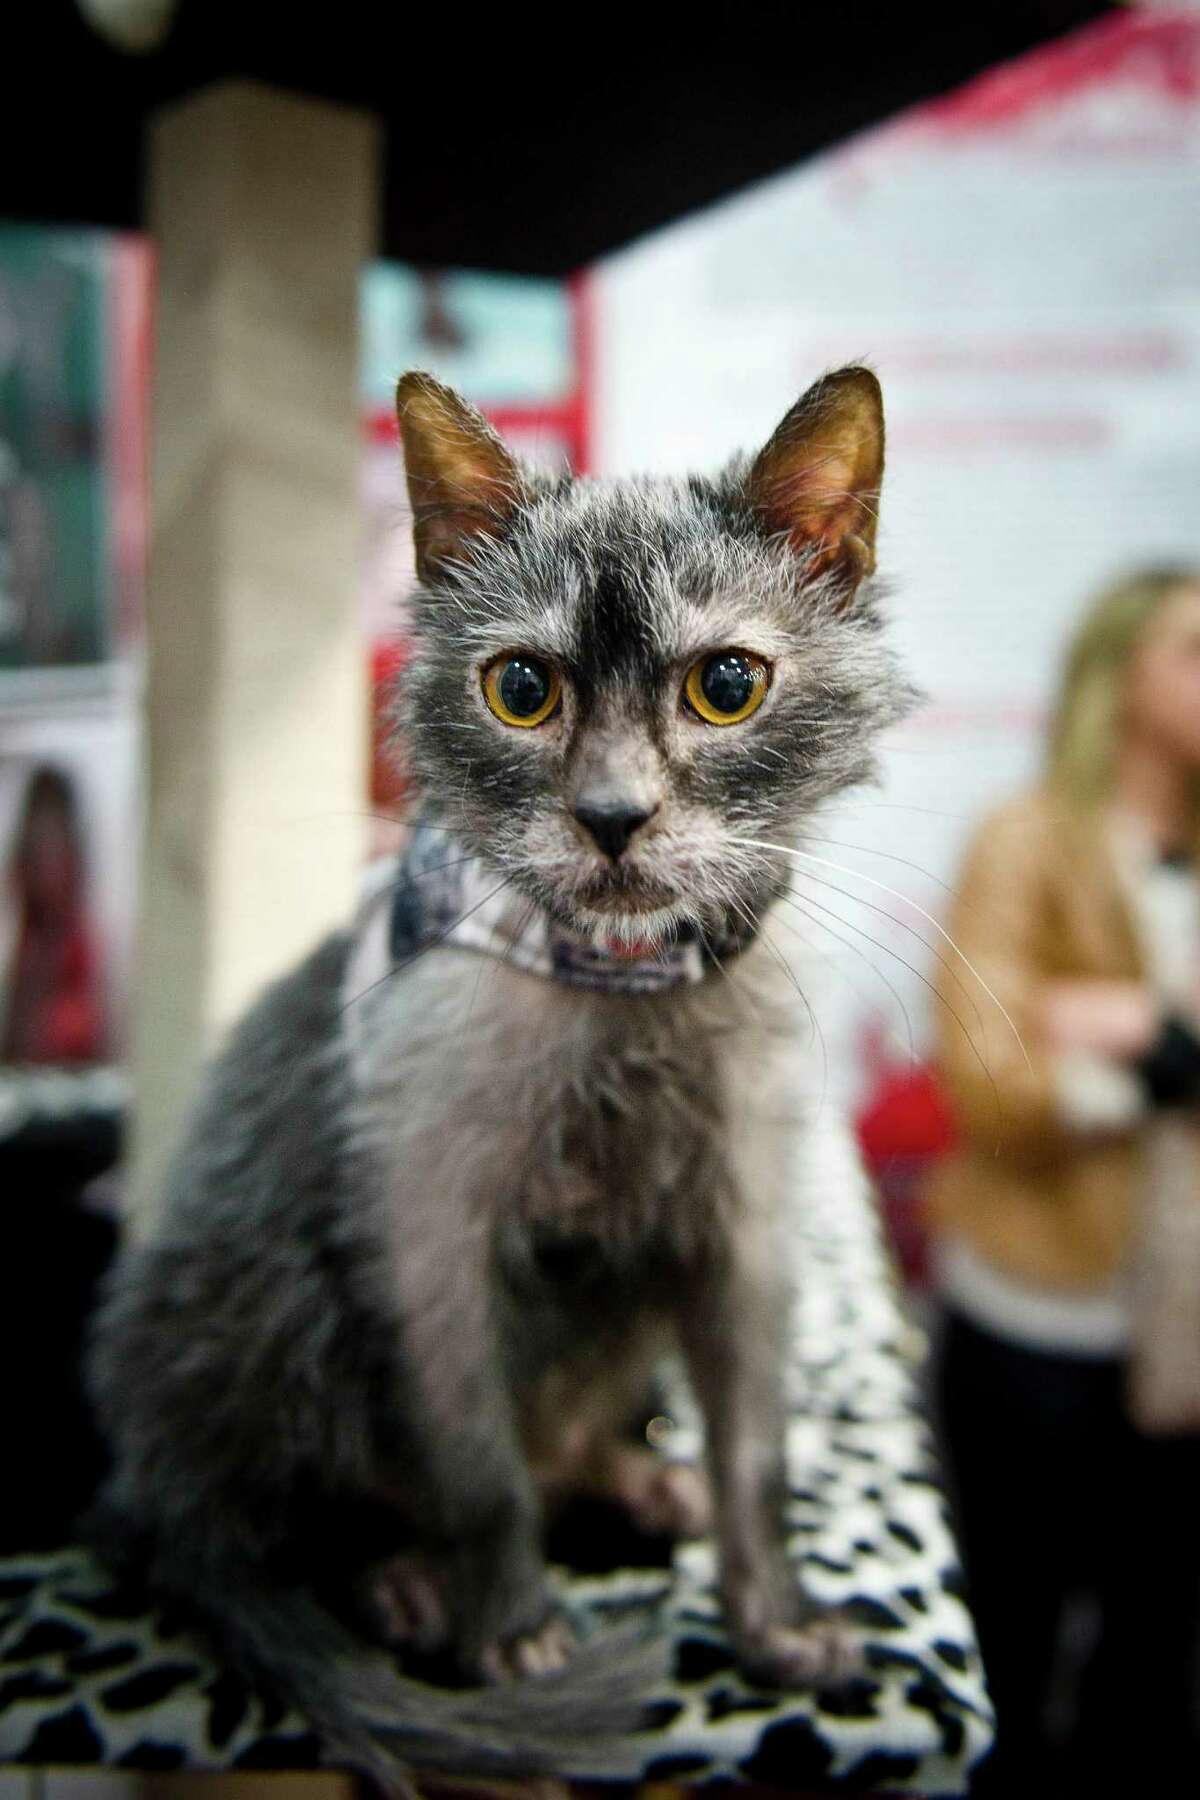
[0,1123,991,1793]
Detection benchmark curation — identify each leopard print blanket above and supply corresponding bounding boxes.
[0,1124,992,1793]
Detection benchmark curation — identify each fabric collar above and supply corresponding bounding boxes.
[348,818,755,1000]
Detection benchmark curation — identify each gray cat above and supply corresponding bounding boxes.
[86,366,912,1787]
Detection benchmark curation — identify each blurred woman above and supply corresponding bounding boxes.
[928,568,1200,1796]
[1,764,103,1063]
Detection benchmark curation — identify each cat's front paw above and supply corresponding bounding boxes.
[726,1577,861,1690]
[367,1550,450,1654]
[479,1610,578,1682]
[594,1443,713,1539]
[452,1539,576,1684]
[735,1615,862,1690]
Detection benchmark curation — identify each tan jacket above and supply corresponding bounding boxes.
[926,785,1200,1289]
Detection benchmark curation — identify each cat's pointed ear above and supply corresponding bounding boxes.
[396,371,524,581]
[744,367,884,595]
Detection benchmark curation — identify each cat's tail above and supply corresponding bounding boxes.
[212,1575,667,1794]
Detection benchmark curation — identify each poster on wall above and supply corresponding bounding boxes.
[0,230,150,1065]
[358,264,588,845]
[0,229,148,684]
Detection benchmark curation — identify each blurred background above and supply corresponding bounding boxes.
[4,0,1197,1266]
[2,0,1200,1791]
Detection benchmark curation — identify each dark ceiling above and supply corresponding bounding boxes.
[5,1,1114,275]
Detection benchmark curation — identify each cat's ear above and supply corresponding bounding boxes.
[396,371,524,581]
[744,367,883,596]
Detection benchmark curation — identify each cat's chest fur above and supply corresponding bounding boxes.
[352,932,799,1268]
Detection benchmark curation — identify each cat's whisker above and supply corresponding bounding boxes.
[834,799,974,821]
[797,832,962,903]
[728,892,829,1104]
[284,807,461,832]
[779,861,985,1042]
[739,837,1030,1071]
[770,925,830,1117]
[699,935,759,1035]
[457,896,516,1044]
[838,797,1083,832]
[339,876,515,1015]
[697,881,768,1034]
[458,895,541,1049]
[773,884,1004,1136]
[782,908,917,1073]
[772,891,916,1066]
[356,854,489,907]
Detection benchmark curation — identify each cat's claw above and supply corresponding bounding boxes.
[480,1614,577,1682]
[740,1617,862,1690]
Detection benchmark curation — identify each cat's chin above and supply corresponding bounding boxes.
[550,875,686,946]
[568,876,681,924]
[573,904,686,951]
[575,887,677,916]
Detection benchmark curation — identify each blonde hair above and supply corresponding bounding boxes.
[1046,566,1200,822]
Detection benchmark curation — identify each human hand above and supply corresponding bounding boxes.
[1039,980,1159,1058]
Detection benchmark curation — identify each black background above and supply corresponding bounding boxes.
[4,1,1113,274]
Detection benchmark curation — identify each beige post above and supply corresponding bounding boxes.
[128,82,379,1233]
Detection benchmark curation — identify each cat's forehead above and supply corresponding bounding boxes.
[528,474,733,582]
[463,474,801,670]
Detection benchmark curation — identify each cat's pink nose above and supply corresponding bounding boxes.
[573,801,658,862]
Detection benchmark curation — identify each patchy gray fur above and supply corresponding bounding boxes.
[400,465,912,948]
[86,370,915,1789]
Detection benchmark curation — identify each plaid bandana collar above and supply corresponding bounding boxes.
[347,818,757,1001]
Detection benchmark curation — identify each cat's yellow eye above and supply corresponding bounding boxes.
[684,650,771,726]
[482,653,562,728]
